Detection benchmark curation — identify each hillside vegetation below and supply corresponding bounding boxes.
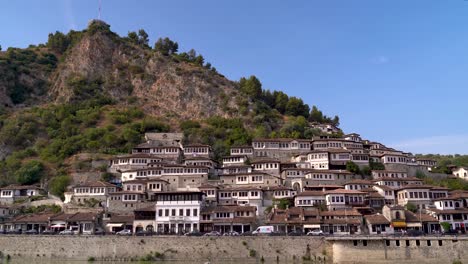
[0,20,340,195]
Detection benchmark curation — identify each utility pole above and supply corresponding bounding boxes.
[98,0,102,20]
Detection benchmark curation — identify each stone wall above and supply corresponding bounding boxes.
[0,236,330,262]
[331,237,468,263]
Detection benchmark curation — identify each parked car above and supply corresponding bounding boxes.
[135,230,153,236]
[240,231,253,236]
[59,230,76,235]
[288,230,304,236]
[204,231,221,237]
[116,229,132,236]
[41,229,57,235]
[306,229,324,236]
[406,230,424,237]
[184,231,203,237]
[6,229,22,235]
[269,231,286,236]
[252,226,274,235]
[443,229,459,235]
[223,231,239,236]
[24,229,39,235]
[94,228,106,235]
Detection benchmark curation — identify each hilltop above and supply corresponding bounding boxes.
[0,20,340,190]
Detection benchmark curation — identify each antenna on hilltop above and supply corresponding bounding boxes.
[98,0,102,20]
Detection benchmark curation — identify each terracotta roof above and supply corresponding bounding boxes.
[263,186,294,191]
[322,218,361,225]
[325,189,365,195]
[404,211,438,223]
[202,206,256,213]
[108,214,134,223]
[13,213,58,223]
[320,210,362,217]
[253,138,311,143]
[428,208,468,214]
[344,179,373,185]
[0,184,41,190]
[365,214,390,225]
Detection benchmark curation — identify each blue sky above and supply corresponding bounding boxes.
[1,0,467,154]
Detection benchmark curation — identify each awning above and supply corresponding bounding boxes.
[304,224,321,229]
[106,223,123,228]
[406,223,422,228]
[51,224,65,228]
[392,221,407,228]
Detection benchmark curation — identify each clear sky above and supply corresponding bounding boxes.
[1,0,467,154]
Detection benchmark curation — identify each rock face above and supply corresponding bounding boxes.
[49,31,240,120]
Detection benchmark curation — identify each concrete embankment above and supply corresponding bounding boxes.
[0,235,330,262]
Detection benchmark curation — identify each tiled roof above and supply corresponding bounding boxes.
[296,191,325,197]
[365,214,390,225]
[74,181,116,188]
[325,189,365,195]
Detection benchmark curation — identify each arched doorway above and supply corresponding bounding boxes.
[146,225,154,232]
[135,225,144,232]
[293,182,302,192]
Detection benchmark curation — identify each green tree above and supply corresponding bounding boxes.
[137,29,149,47]
[15,160,45,185]
[369,159,386,170]
[47,31,70,53]
[239,76,262,99]
[154,37,178,55]
[273,91,289,114]
[405,202,417,213]
[346,161,361,175]
[309,105,324,123]
[49,175,70,200]
[440,222,451,232]
[127,31,139,44]
[285,97,310,118]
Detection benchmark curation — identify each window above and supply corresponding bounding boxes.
[172,209,176,216]
[179,209,183,216]
[193,209,198,216]
[158,209,163,217]
[165,209,169,216]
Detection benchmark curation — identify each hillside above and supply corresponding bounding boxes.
[0,20,340,194]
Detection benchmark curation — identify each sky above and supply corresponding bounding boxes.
[1,0,467,154]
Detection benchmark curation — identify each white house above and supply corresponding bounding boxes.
[453,167,468,180]
[154,191,205,234]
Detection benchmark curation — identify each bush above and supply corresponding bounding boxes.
[249,249,257,258]
[49,175,70,200]
[15,160,45,185]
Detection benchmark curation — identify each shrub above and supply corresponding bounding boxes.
[15,160,45,185]
[249,249,256,257]
[49,175,71,200]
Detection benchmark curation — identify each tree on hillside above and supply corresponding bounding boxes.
[309,105,324,123]
[332,115,340,126]
[346,161,360,175]
[273,91,289,114]
[137,29,149,47]
[15,160,45,185]
[154,37,179,55]
[239,76,262,99]
[285,97,310,118]
[127,31,138,44]
[47,31,70,53]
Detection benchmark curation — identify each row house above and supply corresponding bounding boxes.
[380,153,411,165]
[281,168,312,180]
[220,165,252,175]
[416,158,437,169]
[311,138,347,150]
[372,177,423,189]
[365,205,439,235]
[343,133,362,143]
[251,159,281,176]
[309,123,341,135]
[344,179,373,191]
[154,191,204,234]
[200,205,257,233]
[183,157,217,169]
[371,170,408,179]
[222,155,248,167]
[217,187,265,213]
[0,185,44,204]
[325,189,366,211]
[230,146,254,157]
[133,206,156,233]
[219,172,282,187]
[183,144,212,159]
[303,170,354,186]
[453,167,468,180]
[426,192,468,232]
[109,154,164,173]
[2,212,101,234]
[396,185,449,210]
[295,191,326,208]
[373,185,397,205]
[120,167,163,182]
[267,207,362,235]
[64,181,118,204]
[252,138,312,162]
[132,143,182,162]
